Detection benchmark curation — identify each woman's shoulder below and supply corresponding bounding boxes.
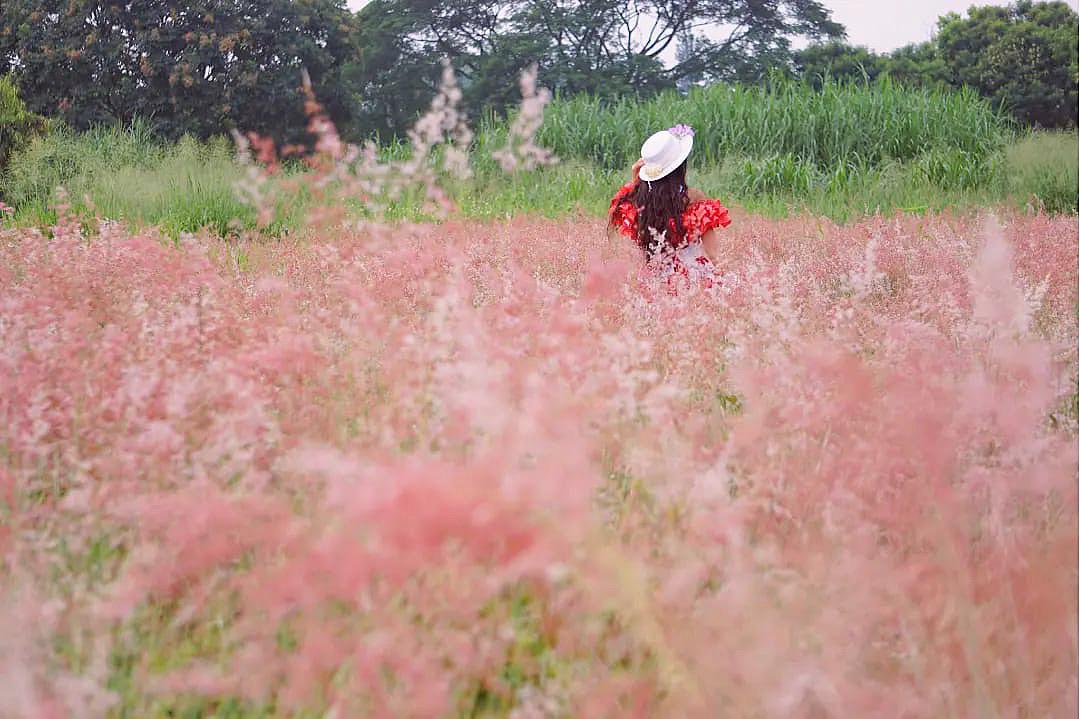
[610,181,637,207]
[683,195,732,232]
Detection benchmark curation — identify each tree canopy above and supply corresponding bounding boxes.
[0,0,1076,142]
[346,0,845,136]
[793,41,885,88]
[0,0,356,141]
[936,0,1078,127]
[793,1,1078,128]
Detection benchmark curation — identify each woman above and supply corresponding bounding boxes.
[608,124,731,290]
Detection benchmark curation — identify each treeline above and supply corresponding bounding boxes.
[0,0,1076,149]
[794,1,1078,129]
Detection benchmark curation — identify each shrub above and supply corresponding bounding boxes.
[0,121,271,236]
[0,75,46,180]
[1,119,164,208]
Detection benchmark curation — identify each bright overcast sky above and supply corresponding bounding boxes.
[346,0,1080,54]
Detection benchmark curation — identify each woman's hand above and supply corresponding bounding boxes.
[631,158,645,184]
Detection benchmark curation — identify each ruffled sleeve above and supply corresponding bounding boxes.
[608,182,638,239]
[685,199,732,236]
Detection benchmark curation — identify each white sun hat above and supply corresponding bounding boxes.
[638,124,695,182]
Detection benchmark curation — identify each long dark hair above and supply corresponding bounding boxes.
[631,160,689,257]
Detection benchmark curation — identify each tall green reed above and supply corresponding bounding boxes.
[532,77,1012,172]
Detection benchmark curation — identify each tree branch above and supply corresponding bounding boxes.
[640,0,699,56]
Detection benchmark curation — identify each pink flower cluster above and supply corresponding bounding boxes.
[0,204,1076,716]
[492,65,558,174]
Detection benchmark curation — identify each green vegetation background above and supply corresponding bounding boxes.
[2,0,1075,143]
[1,78,1076,236]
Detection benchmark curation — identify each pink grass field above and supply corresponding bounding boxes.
[1,207,1077,717]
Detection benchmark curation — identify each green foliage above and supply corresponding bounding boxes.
[936,1,1078,128]
[795,2,1079,130]
[0,0,357,143]
[0,75,46,175]
[914,148,1003,190]
[473,133,1072,222]
[0,123,292,236]
[736,154,818,195]
[348,0,844,137]
[1005,131,1079,213]
[884,42,952,89]
[4,0,1075,145]
[793,42,886,88]
[534,77,1010,172]
[2,120,162,206]
[339,0,448,141]
[795,40,952,92]
[457,147,1060,224]
[2,114,1072,239]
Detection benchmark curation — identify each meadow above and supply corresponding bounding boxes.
[0,74,1077,718]
[2,79,1078,234]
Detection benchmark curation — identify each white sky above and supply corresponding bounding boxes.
[346,0,1080,54]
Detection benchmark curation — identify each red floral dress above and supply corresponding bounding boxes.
[608,182,732,292]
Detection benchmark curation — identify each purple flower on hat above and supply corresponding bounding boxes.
[668,123,694,138]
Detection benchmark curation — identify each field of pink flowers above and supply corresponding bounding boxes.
[1,201,1076,717]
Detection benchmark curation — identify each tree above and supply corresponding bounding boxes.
[936,1,1078,127]
[0,0,358,141]
[883,42,950,90]
[517,0,845,89]
[348,0,845,136]
[343,0,549,138]
[793,42,885,88]
[339,0,445,140]
[792,41,951,92]
[675,28,700,93]
[0,75,47,174]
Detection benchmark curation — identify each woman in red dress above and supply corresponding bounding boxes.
[608,124,732,291]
